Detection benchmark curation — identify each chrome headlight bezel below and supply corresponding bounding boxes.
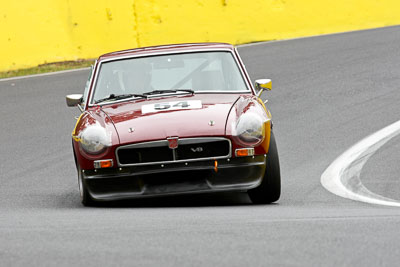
[235,112,266,146]
[79,124,111,155]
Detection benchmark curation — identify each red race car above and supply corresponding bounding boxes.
[66,43,280,206]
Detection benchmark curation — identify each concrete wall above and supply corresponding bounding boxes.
[1,0,400,71]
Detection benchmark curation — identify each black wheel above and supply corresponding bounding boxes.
[248,130,281,204]
[77,165,96,206]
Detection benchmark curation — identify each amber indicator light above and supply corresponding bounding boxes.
[235,148,255,157]
[101,160,113,168]
[94,159,113,169]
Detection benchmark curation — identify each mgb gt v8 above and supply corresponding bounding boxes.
[66,43,281,206]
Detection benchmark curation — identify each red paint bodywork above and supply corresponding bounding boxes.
[72,43,272,170]
[103,94,239,144]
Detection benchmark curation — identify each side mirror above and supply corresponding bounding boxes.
[66,94,83,107]
[254,79,272,97]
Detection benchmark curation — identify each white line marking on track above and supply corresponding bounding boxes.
[321,120,400,207]
[0,67,90,82]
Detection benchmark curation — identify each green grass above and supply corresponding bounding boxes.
[0,59,95,79]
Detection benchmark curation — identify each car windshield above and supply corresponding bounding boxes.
[91,51,249,103]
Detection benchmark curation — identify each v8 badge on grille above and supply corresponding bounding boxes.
[191,147,203,152]
[167,137,179,149]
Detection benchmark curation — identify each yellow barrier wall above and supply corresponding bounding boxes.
[1,0,400,71]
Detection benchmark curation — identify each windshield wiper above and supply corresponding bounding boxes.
[143,89,195,96]
[95,93,146,104]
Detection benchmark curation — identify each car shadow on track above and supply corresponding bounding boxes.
[88,192,255,208]
[55,190,276,208]
[53,189,280,209]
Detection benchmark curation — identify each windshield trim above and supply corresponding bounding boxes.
[87,48,252,108]
[92,91,252,107]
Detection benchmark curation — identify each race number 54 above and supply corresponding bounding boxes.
[142,100,202,114]
[154,101,189,110]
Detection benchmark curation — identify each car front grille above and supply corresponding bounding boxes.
[116,137,231,166]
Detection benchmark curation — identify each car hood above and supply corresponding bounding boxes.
[100,94,241,145]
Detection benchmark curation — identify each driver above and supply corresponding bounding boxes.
[118,60,153,94]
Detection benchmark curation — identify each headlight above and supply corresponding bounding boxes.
[236,113,265,145]
[79,125,111,154]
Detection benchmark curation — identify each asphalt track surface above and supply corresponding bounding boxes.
[1,26,400,266]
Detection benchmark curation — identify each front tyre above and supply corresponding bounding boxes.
[77,165,96,206]
[248,130,281,204]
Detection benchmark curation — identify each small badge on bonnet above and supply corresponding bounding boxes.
[167,137,179,149]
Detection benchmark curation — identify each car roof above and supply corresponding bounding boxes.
[98,43,235,62]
